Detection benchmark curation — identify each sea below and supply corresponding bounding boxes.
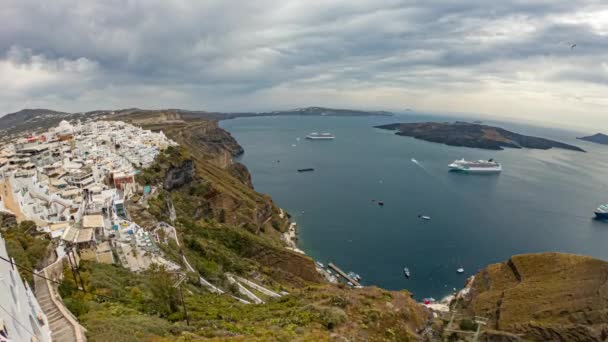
[221,113,608,299]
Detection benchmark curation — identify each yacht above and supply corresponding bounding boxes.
[594,204,608,219]
[306,132,335,140]
[403,267,411,279]
[448,158,502,173]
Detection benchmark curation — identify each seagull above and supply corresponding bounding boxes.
[570,43,577,50]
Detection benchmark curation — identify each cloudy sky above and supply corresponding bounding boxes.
[2,0,608,128]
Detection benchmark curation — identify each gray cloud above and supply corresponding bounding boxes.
[1,0,608,128]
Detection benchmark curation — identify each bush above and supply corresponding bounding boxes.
[319,307,347,330]
[459,319,478,331]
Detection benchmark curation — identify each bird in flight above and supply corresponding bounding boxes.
[570,43,577,50]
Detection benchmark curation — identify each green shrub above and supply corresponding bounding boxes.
[459,319,478,331]
[319,307,347,330]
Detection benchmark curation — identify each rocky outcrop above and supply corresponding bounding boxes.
[163,160,194,190]
[0,210,17,229]
[456,253,608,341]
[227,162,253,187]
[375,122,585,152]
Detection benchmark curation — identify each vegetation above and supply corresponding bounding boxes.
[136,145,191,186]
[459,319,478,331]
[2,220,51,283]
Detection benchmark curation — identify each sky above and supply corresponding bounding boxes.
[1,0,608,129]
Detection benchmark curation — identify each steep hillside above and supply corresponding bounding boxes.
[455,253,608,341]
[99,110,432,340]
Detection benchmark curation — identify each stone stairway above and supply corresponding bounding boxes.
[34,260,86,342]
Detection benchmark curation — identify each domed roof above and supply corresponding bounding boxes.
[59,120,72,127]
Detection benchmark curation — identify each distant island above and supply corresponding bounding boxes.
[375,121,585,152]
[0,106,393,135]
[577,133,608,145]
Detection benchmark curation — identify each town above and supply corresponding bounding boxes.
[0,119,183,273]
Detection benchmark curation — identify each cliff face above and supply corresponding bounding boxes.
[456,253,608,341]
[163,160,194,190]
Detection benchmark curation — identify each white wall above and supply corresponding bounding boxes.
[0,233,52,342]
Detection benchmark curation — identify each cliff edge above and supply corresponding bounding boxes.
[455,253,608,341]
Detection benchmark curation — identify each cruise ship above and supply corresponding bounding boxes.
[448,158,502,173]
[306,132,335,140]
[594,204,608,219]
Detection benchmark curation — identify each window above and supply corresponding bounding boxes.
[9,285,16,304]
[28,315,41,340]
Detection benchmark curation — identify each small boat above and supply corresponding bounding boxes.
[418,215,431,220]
[347,281,354,287]
[297,168,315,172]
[315,261,325,269]
[306,132,335,140]
[378,201,384,206]
[354,274,362,282]
[457,267,464,274]
[403,267,411,279]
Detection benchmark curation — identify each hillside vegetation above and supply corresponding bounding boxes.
[455,253,608,341]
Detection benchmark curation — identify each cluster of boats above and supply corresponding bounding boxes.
[315,261,362,286]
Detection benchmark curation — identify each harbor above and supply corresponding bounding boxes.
[328,262,361,287]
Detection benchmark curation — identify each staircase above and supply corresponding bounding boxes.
[34,259,86,342]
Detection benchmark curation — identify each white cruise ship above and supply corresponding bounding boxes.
[306,132,335,140]
[448,158,502,173]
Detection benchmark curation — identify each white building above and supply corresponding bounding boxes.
[0,233,51,342]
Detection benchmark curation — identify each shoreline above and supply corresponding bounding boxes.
[282,220,305,254]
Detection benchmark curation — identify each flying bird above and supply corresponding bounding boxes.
[570,43,577,50]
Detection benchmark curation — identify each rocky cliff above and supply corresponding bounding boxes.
[455,253,608,341]
[163,160,194,190]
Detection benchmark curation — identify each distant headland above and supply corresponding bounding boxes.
[577,133,608,145]
[375,121,585,152]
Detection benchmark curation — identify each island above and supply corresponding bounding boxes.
[375,121,585,152]
[577,133,608,145]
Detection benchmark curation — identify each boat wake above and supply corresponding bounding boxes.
[411,158,429,173]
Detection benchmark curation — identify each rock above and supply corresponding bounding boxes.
[163,160,194,190]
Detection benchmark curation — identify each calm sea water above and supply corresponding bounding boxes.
[221,113,608,299]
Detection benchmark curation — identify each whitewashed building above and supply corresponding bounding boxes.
[0,233,51,342]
